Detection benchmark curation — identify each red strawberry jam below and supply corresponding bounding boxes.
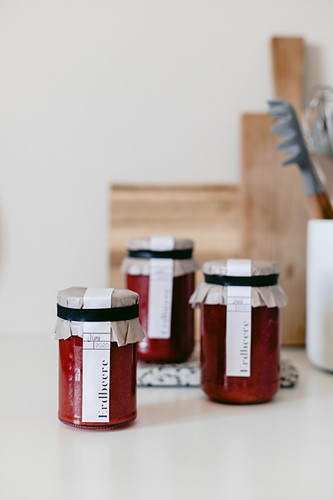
[126,273,195,363]
[56,287,144,429]
[201,305,280,403]
[58,337,137,428]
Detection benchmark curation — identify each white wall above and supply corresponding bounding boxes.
[1,0,333,336]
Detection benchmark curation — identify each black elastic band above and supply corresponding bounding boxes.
[57,303,139,322]
[204,273,279,287]
[128,249,192,260]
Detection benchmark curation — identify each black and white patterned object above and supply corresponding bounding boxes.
[137,360,200,387]
[280,358,299,388]
[137,346,200,387]
[137,354,299,388]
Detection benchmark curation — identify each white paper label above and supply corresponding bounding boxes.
[150,235,174,251]
[226,259,252,377]
[148,259,174,339]
[81,288,113,423]
[83,288,113,309]
[147,236,174,339]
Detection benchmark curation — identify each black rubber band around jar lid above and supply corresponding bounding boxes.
[128,249,193,260]
[204,273,279,287]
[57,303,139,322]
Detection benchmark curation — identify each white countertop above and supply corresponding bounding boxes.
[1,336,333,500]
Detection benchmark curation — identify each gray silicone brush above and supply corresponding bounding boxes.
[268,98,333,219]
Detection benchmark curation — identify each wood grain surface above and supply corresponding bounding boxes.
[242,113,309,345]
[242,37,308,345]
[109,184,243,341]
[271,37,304,113]
[110,184,242,289]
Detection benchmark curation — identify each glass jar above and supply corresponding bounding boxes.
[190,259,288,404]
[55,287,145,429]
[121,236,199,363]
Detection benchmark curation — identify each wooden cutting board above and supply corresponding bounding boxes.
[110,183,242,289]
[271,37,304,113]
[242,37,309,345]
[109,184,243,341]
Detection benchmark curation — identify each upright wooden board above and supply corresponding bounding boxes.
[242,37,307,345]
[271,37,304,112]
[242,114,309,345]
[110,184,242,342]
[110,184,242,289]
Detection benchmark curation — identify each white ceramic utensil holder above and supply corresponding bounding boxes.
[307,220,333,371]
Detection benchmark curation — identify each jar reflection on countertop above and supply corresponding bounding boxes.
[189,259,288,404]
[121,236,199,363]
[55,287,145,429]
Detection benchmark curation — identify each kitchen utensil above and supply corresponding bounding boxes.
[268,99,333,219]
[304,85,333,157]
[303,85,333,208]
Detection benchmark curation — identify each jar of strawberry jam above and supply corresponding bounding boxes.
[55,287,145,429]
[190,259,288,404]
[121,236,199,363]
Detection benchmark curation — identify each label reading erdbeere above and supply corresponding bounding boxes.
[82,288,114,423]
[147,236,174,339]
[226,259,252,377]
